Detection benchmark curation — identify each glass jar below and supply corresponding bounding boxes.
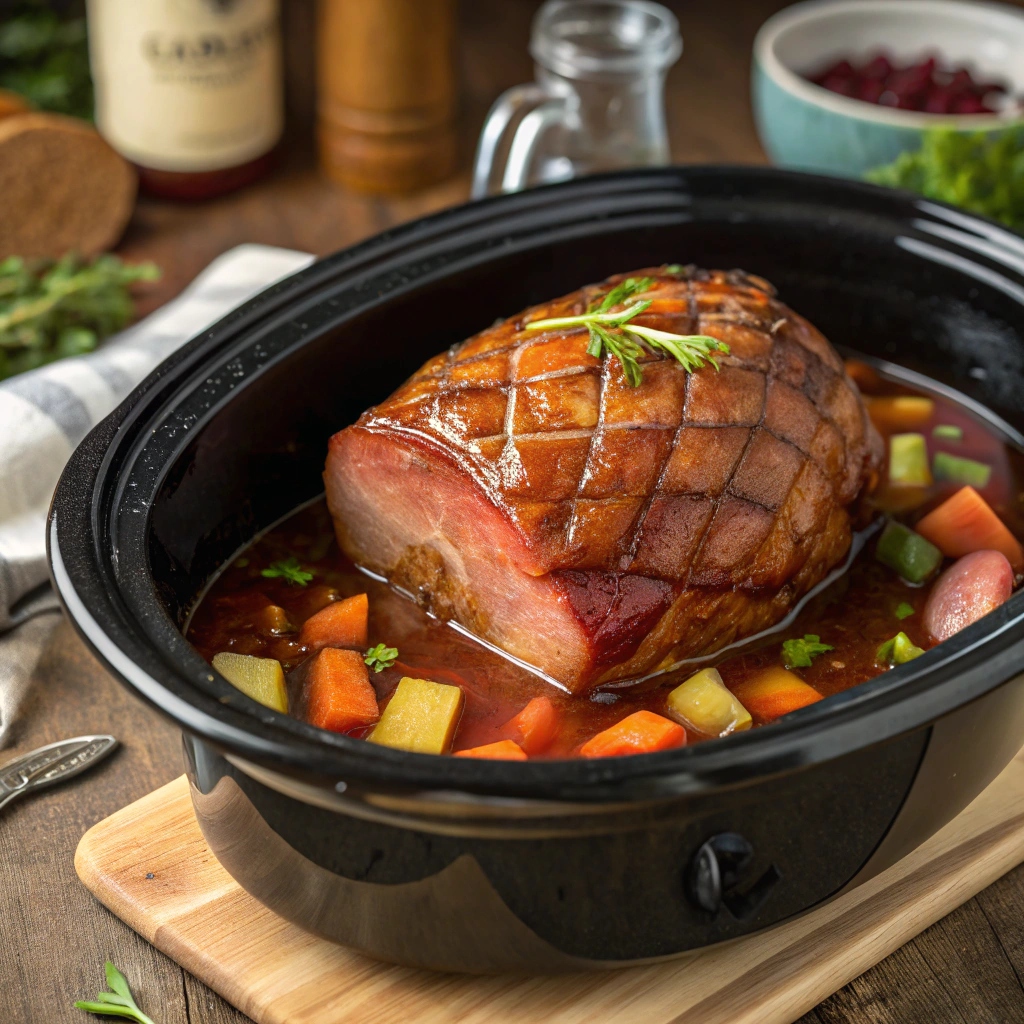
[472,0,682,198]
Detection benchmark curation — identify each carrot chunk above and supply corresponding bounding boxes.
[305,647,379,734]
[731,667,822,724]
[454,739,528,760]
[299,593,369,650]
[504,695,560,754]
[915,486,1024,572]
[580,710,686,759]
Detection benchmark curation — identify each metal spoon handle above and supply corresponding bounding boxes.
[0,735,118,814]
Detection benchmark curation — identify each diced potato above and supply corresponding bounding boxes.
[665,667,752,736]
[212,652,288,713]
[369,676,464,754]
[889,433,931,486]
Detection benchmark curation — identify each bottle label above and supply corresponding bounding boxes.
[88,0,283,172]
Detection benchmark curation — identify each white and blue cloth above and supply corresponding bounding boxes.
[0,243,313,744]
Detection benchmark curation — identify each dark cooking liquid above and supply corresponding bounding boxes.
[186,369,1024,756]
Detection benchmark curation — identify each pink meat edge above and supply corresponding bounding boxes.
[324,424,594,692]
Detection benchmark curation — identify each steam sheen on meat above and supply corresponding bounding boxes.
[325,267,882,693]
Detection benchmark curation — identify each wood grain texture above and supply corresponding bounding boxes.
[74,749,1024,1024]
[316,0,459,192]
[5,1,1024,1022]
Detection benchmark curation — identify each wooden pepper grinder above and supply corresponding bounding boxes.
[317,0,457,194]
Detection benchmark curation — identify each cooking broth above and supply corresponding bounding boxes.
[186,364,1024,757]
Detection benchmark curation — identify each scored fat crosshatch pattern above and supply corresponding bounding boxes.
[361,266,877,629]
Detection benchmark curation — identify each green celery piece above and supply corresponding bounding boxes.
[877,632,925,667]
[893,632,925,663]
[895,602,915,620]
[932,424,963,441]
[876,520,943,584]
[932,451,991,488]
[889,433,931,486]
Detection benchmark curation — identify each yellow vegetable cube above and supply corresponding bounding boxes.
[369,677,464,754]
[889,433,932,487]
[665,667,752,737]
[866,395,934,431]
[212,652,288,713]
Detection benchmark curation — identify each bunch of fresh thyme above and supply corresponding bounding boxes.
[0,253,160,382]
[525,272,729,386]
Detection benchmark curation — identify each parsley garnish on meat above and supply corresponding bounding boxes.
[364,643,399,672]
[781,634,834,670]
[74,961,156,1024]
[525,274,729,387]
[591,275,656,313]
[261,557,313,586]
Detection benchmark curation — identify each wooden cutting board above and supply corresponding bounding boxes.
[75,750,1024,1024]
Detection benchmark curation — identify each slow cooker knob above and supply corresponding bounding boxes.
[686,832,779,919]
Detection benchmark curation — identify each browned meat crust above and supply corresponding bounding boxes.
[326,266,882,691]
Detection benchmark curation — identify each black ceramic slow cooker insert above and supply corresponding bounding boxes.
[49,168,1024,972]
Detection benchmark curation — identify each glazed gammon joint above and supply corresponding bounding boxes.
[326,266,882,692]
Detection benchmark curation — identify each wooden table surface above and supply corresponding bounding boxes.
[5,1,1024,1022]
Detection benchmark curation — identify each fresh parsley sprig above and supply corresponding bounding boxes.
[525,276,729,387]
[592,275,656,313]
[74,960,156,1024]
[781,634,833,670]
[364,643,399,673]
[867,127,1024,233]
[261,557,313,586]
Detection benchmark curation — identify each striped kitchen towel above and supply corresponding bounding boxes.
[0,243,314,745]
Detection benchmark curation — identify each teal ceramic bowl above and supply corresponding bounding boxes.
[753,0,1024,178]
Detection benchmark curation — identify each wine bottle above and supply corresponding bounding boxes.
[87,0,284,200]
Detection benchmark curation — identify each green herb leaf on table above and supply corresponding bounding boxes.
[365,643,399,673]
[781,634,834,670]
[866,127,1024,233]
[895,601,915,620]
[73,960,156,1024]
[0,253,160,382]
[526,276,729,387]
[261,557,314,586]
